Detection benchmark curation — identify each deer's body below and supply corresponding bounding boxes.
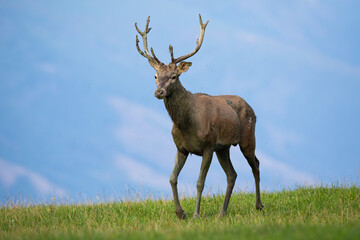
[167,82,255,156]
[135,14,263,219]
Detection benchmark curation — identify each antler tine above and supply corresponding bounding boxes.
[150,47,161,63]
[135,35,147,58]
[169,45,175,63]
[172,14,209,64]
[135,16,161,64]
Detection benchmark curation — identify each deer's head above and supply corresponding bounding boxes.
[135,14,209,99]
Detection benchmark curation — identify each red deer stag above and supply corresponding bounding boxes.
[135,14,264,219]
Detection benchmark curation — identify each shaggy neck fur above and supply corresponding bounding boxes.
[164,79,195,130]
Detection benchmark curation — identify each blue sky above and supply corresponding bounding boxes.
[1,0,360,204]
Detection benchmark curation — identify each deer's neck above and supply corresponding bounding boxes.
[164,80,195,130]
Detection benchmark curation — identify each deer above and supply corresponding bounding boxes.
[135,14,264,219]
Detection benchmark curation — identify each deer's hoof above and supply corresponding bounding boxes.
[256,203,265,210]
[192,213,200,220]
[176,209,187,220]
[217,210,226,219]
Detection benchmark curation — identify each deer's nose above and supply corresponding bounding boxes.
[155,88,166,99]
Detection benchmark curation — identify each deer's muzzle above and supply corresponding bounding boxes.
[155,88,166,99]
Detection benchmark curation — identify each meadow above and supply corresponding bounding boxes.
[1,186,359,239]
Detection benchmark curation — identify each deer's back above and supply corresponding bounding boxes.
[195,93,256,126]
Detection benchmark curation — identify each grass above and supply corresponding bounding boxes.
[1,186,359,239]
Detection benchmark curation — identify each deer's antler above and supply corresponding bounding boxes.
[135,16,162,67]
[170,14,209,64]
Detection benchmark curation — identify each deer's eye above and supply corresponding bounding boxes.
[154,75,157,79]
[171,75,176,80]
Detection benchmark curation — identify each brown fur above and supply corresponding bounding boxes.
[135,14,264,219]
[165,80,255,156]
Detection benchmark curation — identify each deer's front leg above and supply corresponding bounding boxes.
[170,150,188,220]
[193,150,213,219]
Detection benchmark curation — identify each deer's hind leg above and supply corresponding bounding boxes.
[240,143,264,210]
[216,147,237,218]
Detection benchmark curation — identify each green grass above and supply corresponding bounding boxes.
[1,186,359,239]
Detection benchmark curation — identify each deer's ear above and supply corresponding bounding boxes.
[177,61,192,74]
